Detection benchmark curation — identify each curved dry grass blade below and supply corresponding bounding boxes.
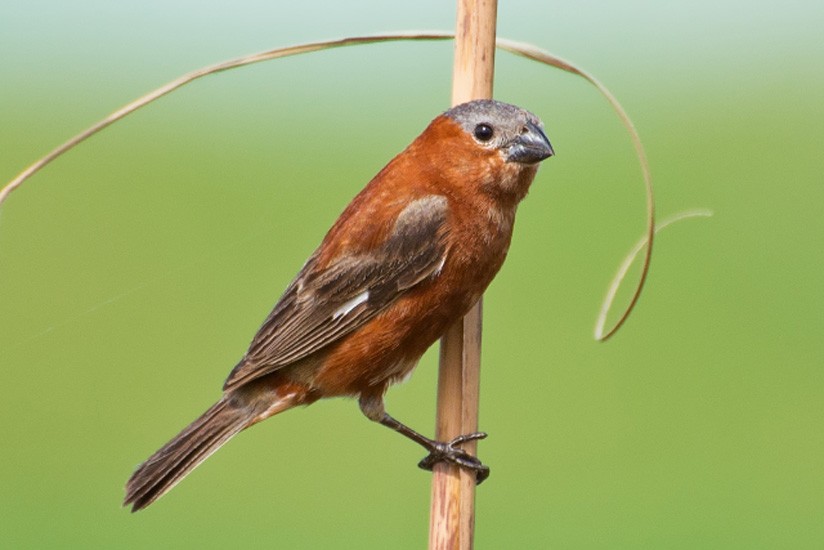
[0,32,453,207]
[594,209,713,340]
[2,32,656,340]
[495,38,656,341]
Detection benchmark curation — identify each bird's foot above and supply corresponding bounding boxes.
[417,432,490,484]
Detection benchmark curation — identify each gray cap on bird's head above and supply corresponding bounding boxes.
[445,99,554,164]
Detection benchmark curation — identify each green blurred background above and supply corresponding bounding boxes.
[2,1,822,548]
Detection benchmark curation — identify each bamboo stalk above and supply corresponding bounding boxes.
[428,1,497,548]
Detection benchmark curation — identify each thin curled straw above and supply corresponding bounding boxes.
[1,32,655,340]
[594,209,714,340]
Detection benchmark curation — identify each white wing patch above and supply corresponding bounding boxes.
[434,255,447,276]
[332,290,370,319]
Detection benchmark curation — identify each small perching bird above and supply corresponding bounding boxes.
[125,99,554,511]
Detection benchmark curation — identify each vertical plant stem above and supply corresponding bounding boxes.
[429,1,497,549]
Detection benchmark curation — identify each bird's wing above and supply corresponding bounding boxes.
[223,195,449,390]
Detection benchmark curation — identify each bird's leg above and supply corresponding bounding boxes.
[358,394,490,484]
[379,412,490,483]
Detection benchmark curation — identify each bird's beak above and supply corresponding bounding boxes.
[507,121,554,164]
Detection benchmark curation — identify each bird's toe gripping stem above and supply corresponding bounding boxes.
[417,432,490,484]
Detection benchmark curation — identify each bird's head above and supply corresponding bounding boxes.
[444,99,554,166]
[410,99,554,205]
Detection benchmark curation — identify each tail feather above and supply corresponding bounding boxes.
[124,398,251,512]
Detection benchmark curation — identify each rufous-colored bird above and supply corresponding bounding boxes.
[124,99,554,511]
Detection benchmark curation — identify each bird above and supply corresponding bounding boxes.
[124,99,554,511]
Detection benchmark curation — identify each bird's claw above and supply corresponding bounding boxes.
[418,432,490,484]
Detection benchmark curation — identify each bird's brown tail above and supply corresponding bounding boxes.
[124,393,293,512]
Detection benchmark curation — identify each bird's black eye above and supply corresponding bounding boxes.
[474,123,494,142]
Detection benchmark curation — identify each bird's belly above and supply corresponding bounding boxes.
[308,290,471,396]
